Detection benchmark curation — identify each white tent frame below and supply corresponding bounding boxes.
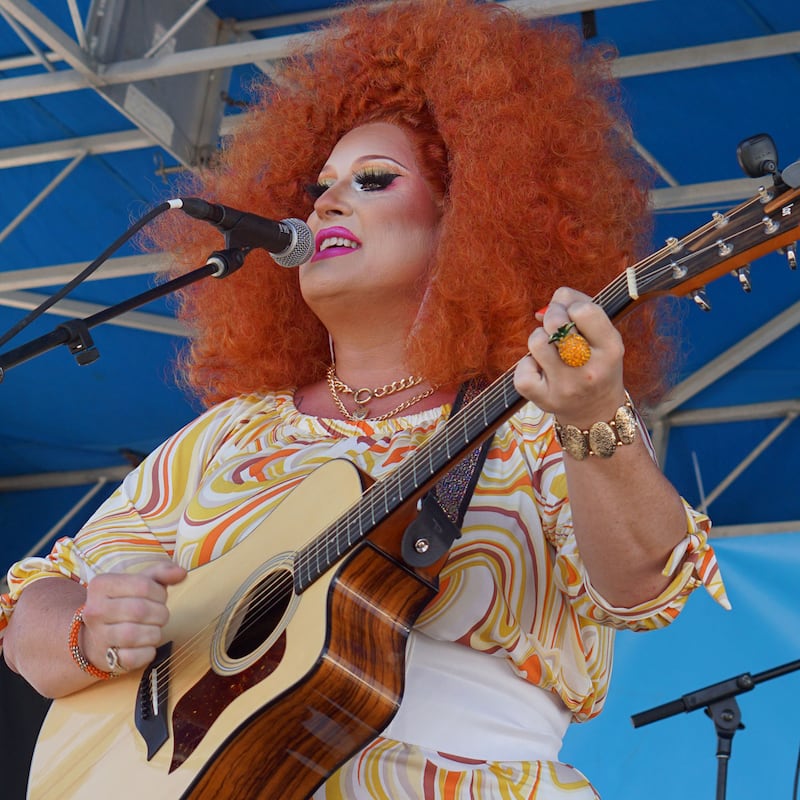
[0,0,799,539]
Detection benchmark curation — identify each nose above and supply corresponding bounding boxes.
[313,180,352,219]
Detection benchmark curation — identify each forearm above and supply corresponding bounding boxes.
[3,577,97,698]
[564,436,688,608]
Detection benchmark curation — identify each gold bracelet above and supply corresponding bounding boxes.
[68,605,117,680]
[553,392,638,460]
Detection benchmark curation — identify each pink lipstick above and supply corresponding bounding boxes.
[312,226,362,262]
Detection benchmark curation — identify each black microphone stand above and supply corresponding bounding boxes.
[631,658,800,800]
[0,248,249,381]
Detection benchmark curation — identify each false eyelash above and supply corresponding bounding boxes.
[304,168,401,200]
[304,182,331,200]
[352,168,401,191]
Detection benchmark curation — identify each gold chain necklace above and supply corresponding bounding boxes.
[326,365,435,421]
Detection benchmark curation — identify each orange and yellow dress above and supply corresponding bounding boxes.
[1,392,727,798]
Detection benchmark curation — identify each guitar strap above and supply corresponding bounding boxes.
[400,379,493,568]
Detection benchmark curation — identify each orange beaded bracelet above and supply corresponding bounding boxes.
[67,605,116,680]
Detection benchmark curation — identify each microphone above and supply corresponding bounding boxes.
[171,197,314,267]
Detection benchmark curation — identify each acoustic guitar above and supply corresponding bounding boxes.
[28,177,800,799]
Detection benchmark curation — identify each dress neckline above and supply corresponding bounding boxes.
[275,389,451,437]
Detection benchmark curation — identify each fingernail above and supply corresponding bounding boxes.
[536,305,549,316]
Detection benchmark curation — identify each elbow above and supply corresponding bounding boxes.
[2,625,20,674]
[3,622,61,700]
[3,645,50,700]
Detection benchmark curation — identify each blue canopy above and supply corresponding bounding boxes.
[0,2,798,797]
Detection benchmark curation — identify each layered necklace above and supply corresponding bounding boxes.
[326,365,436,422]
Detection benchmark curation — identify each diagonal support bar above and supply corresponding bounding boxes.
[0,0,96,77]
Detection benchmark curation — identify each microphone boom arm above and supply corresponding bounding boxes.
[632,657,800,800]
[0,248,247,381]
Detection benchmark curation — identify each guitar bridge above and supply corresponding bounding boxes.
[134,641,173,760]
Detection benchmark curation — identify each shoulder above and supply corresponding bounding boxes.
[176,391,286,450]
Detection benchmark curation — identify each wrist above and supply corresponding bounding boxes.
[554,391,638,460]
[67,605,117,680]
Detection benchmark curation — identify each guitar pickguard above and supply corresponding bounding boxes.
[170,631,287,771]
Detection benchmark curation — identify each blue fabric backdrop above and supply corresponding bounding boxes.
[563,533,800,798]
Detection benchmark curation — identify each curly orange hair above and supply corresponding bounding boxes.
[149,0,672,408]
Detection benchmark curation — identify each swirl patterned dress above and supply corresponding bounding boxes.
[1,392,728,798]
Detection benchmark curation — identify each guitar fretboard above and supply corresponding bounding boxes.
[294,185,800,592]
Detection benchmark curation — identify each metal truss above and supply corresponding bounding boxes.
[0,0,799,536]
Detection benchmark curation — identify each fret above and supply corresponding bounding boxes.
[316,527,325,579]
[479,394,490,430]
[347,509,365,548]
[408,456,419,490]
[332,527,342,558]
[294,548,307,593]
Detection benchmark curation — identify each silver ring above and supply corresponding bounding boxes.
[105,646,125,673]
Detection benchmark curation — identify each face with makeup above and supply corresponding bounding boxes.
[300,122,443,325]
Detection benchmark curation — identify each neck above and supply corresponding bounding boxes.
[293,327,458,420]
[307,282,426,383]
[329,338,416,389]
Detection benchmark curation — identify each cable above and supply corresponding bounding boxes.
[0,201,171,350]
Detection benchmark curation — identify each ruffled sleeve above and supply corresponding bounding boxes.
[523,405,730,631]
[553,500,730,631]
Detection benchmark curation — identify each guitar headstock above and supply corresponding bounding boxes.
[600,178,800,320]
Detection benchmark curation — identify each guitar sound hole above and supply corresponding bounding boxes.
[226,568,293,660]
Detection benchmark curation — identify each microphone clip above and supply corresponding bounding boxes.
[206,248,249,278]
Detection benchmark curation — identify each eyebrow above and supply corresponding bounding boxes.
[356,154,408,167]
[319,154,410,173]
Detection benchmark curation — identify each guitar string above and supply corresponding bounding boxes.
[614,214,780,306]
[52,197,783,717]
[587,198,772,316]
[146,194,779,693]
[204,196,778,632]
[285,193,774,577]
[146,572,296,703]
[598,197,763,303]
[150,197,778,692]
[147,365,520,688]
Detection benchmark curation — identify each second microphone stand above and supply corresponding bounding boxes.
[632,658,800,800]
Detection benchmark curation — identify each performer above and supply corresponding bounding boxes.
[1,1,727,796]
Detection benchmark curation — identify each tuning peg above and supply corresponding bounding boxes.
[782,243,797,269]
[712,211,729,228]
[670,260,688,279]
[732,266,752,292]
[757,185,775,204]
[691,289,712,311]
[666,236,683,254]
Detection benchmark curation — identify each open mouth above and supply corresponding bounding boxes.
[319,236,360,253]
[313,227,362,262]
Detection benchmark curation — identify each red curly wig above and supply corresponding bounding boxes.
[149,0,672,408]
